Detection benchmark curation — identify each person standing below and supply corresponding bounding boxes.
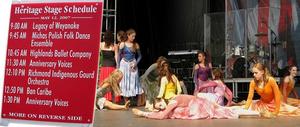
[118,28,143,106]
[193,51,214,94]
[99,30,120,103]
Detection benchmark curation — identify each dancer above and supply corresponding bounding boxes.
[197,68,233,106]
[99,30,120,103]
[116,30,127,45]
[140,56,168,110]
[244,63,299,117]
[118,28,143,106]
[157,61,182,103]
[96,69,130,110]
[132,95,238,120]
[281,65,299,106]
[193,51,214,94]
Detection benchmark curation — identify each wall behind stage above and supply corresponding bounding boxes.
[0,0,11,116]
[117,0,218,69]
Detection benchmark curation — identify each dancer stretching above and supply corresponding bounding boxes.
[96,69,130,110]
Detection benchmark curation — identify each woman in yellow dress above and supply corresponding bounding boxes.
[157,61,182,103]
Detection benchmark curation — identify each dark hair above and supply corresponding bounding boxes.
[283,65,297,77]
[156,56,167,71]
[117,30,127,42]
[126,28,138,51]
[152,98,165,111]
[197,51,209,66]
[103,30,114,48]
[159,62,175,85]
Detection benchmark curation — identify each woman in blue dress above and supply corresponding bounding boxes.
[118,28,143,106]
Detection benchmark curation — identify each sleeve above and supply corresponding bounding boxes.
[157,77,168,98]
[270,78,281,115]
[136,49,142,65]
[224,84,233,106]
[142,64,157,78]
[173,75,182,95]
[198,81,218,91]
[193,66,198,85]
[245,81,255,109]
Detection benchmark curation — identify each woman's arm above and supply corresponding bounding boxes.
[292,88,299,99]
[282,76,289,103]
[157,77,168,98]
[198,81,218,92]
[117,42,125,68]
[224,85,233,106]
[135,43,142,65]
[114,44,119,68]
[245,81,255,109]
[193,65,199,85]
[270,78,281,115]
[142,64,157,77]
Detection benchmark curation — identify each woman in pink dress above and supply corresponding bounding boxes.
[197,68,233,106]
[132,95,238,120]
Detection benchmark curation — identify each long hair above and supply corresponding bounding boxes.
[284,65,297,77]
[100,69,123,96]
[103,30,114,48]
[159,62,175,85]
[126,28,138,52]
[253,63,272,84]
[117,30,127,43]
[197,51,208,66]
[156,56,167,72]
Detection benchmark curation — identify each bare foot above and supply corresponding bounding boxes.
[132,108,144,116]
[124,100,130,110]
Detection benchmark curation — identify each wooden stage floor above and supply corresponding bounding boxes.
[93,108,300,127]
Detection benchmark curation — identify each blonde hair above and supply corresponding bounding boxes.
[252,63,272,84]
[100,69,123,96]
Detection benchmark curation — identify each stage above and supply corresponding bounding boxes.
[93,108,300,127]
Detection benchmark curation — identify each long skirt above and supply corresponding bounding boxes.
[119,59,143,97]
[197,93,224,106]
[140,75,159,104]
[147,97,238,119]
[249,99,300,116]
[99,66,121,103]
